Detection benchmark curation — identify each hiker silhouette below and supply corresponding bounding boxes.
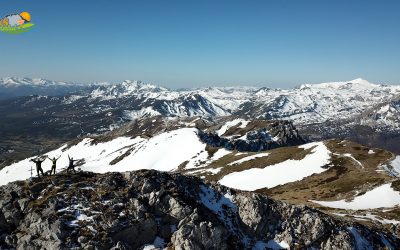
[30,157,45,177]
[67,155,78,173]
[47,156,61,175]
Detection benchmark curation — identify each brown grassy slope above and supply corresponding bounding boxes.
[260,139,394,205]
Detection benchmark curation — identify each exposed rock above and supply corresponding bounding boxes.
[199,120,306,152]
[0,170,398,249]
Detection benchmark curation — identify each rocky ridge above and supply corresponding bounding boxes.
[0,170,398,249]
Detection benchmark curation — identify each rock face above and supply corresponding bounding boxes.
[199,120,306,152]
[0,170,398,249]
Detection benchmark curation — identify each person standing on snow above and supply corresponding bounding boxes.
[47,156,61,175]
[67,155,78,173]
[30,157,45,177]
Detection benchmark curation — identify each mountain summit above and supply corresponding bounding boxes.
[298,78,380,90]
[0,170,398,249]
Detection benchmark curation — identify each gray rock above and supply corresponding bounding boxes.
[0,170,398,249]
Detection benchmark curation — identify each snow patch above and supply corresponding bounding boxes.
[253,240,289,250]
[142,236,165,250]
[199,185,237,230]
[312,183,400,210]
[228,153,269,166]
[219,142,331,191]
[217,119,249,136]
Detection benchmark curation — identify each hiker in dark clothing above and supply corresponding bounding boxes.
[30,157,45,177]
[67,155,78,173]
[47,156,61,175]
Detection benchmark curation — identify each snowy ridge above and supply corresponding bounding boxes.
[0,128,205,186]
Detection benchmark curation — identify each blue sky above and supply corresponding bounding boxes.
[1,0,399,88]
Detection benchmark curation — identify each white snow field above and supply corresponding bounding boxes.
[219,142,331,191]
[390,156,400,177]
[311,183,400,210]
[0,128,206,186]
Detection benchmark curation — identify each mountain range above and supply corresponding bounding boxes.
[1,77,400,249]
[1,77,400,168]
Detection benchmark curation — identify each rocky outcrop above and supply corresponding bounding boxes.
[199,120,306,152]
[0,170,398,249]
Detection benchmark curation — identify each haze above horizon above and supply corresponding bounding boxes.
[1,0,400,88]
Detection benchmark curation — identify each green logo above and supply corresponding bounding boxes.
[0,12,34,34]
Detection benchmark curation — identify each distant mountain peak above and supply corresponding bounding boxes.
[0,77,73,86]
[298,78,379,90]
[351,77,369,83]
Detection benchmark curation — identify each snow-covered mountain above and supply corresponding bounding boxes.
[2,77,400,124]
[2,116,400,228]
[67,77,400,125]
[235,78,400,123]
[82,78,400,124]
[1,77,400,162]
[0,77,89,99]
[3,78,400,249]
[358,97,400,130]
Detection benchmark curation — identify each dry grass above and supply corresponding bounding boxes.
[259,139,394,207]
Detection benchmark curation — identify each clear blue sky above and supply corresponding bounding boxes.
[1,0,399,88]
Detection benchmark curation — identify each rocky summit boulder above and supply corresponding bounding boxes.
[0,170,398,249]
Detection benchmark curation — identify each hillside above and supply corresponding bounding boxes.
[2,117,399,234]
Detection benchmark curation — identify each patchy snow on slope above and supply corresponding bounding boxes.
[368,149,375,154]
[253,240,289,250]
[390,156,400,177]
[228,153,270,166]
[211,148,231,160]
[341,153,363,168]
[185,148,231,170]
[334,212,400,225]
[206,167,223,174]
[217,119,249,136]
[123,107,161,120]
[0,128,205,186]
[142,236,165,250]
[312,183,400,210]
[199,185,237,230]
[219,142,331,191]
